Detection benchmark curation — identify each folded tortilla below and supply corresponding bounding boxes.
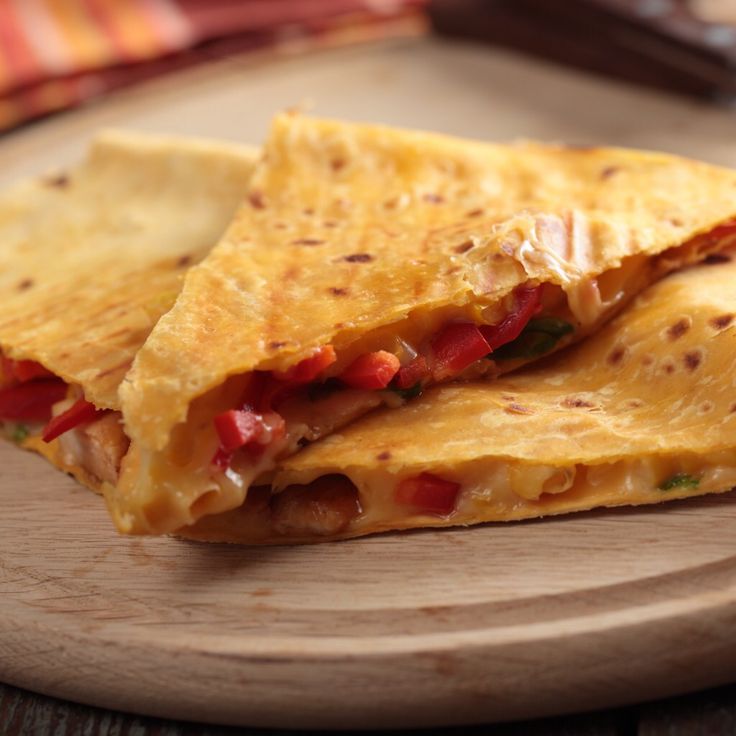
[111,113,736,536]
[0,131,258,489]
[182,250,736,543]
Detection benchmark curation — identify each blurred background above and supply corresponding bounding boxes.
[2,0,736,136]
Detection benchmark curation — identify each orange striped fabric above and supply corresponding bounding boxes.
[0,0,426,133]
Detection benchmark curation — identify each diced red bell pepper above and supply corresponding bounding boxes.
[213,408,286,454]
[273,345,336,384]
[338,351,400,390]
[42,397,103,443]
[12,360,54,383]
[395,473,461,516]
[214,409,265,452]
[394,355,430,389]
[480,285,542,351]
[431,323,491,379]
[1,356,53,384]
[0,380,67,422]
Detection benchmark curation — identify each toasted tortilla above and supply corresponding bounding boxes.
[111,113,736,537]
[0,131,258,484]
[182,251,736,543]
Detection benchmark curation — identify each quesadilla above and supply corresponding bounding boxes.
[183,250,736,543]
[109,113,736,536]
[0,131,258,490]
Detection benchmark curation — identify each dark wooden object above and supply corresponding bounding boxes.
[429,0,736,102]
[5,680,736,735]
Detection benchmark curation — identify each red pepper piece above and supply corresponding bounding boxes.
[431,323,491,379]
[339,351,400,390]
[480,285,542,351]
[273,345,337,384]
[214,409,265,452]
[12,360,54,383]
[213,408,286,454]
[394,355,430,390]
[0,380,67,422]
[42,397,103,442]
[1,356,53,384]
[395,473,461,516]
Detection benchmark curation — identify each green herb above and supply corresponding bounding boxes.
[658,473,700,491]
[11,424,29,443]
[491,317,575,361]
[388,381,423,400]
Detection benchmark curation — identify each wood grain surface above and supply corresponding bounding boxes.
[2,36,736,730]
[3,440,736,729]
[7,678,736,735]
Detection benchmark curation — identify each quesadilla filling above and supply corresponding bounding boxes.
[204,450,736,542]
[0,356,129,485]
[206,282,574,487]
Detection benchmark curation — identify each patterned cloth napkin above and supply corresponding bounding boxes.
[0,0,426,133]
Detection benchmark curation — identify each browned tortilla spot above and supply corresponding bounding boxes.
[667,318,691,340]
[683,350,702,371]
[330,287,349,296]
[16,278,34,291]
[423,193,445,204]
[600,166,619,180]
[454,240,474,254]
[269,341,287,350]
[176,255,192,268]
[376,451,391,461]
[292,238,324,246]
[343,253,373,263]
[562,397,595,408]
[710,314,734,330]
[45,173,70,188]
[248,191,265,209]
[506,402,533,415]
[607,346,627,365]
[330,158,346,171]
[466,208,484,218]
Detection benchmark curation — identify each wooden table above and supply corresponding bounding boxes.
[4,36,736,733]
[3,680,736,734]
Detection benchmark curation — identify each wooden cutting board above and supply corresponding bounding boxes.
[2,37,736,729]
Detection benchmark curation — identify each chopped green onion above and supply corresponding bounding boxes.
[491,317,574,361]
[11,423,29,443]
[658,473,700,491]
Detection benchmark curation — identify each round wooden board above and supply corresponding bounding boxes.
[3,37,736,729]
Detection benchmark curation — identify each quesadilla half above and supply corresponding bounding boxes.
[110,114,736,536]
[0,131,258,490]
[183,250,736,543]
